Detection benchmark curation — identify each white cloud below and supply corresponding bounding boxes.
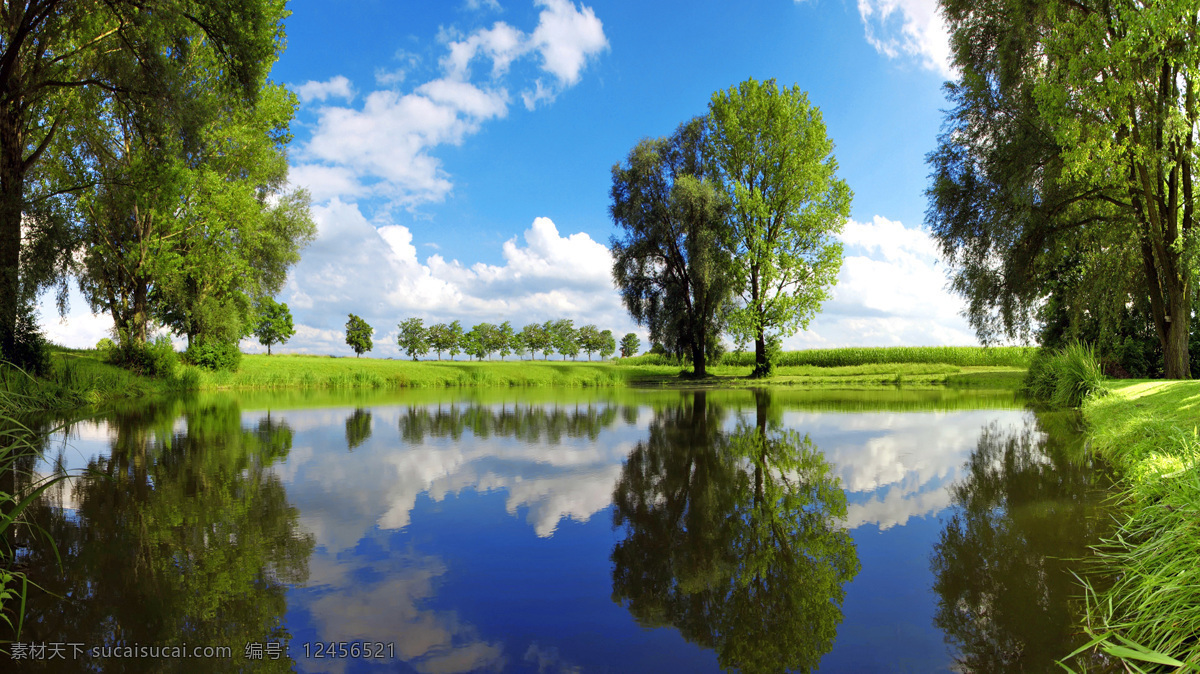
[293,75,356,104]
[277,206,633,358]
[523,0,608,107]
[296,0,607,205]
[854,0,953,77]
[782,215,977,349]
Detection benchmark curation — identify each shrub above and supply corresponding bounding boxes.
[184,339,242,372]
[0,304,51,376]
[95,337,116,352]
[1023,340,1106,408]
[109,334,178,377]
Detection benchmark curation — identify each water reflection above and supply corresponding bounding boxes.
[344,407,372,450]
[930,411,1114,672]
[611,391,860,673]
[397,402,620,444]
[15,398,313,672]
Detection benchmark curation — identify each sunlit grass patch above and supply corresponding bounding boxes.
[1066,379,1200,669]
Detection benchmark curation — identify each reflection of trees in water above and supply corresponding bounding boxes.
[398,402,619,444]
[345,407,372,450]
[930,412,1115,673]
[15,398,313,673]
[611,390,859,674]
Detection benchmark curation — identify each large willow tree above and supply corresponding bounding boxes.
[0,0,287,367]
[930,0,1200,378]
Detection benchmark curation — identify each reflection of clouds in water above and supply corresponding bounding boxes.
[274,405,642,549]
[524,642,582,674]
[845,482,953,530]
[785,409,1033,529]
[297,536,506,674]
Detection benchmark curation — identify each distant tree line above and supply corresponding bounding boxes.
[346,314,641,361]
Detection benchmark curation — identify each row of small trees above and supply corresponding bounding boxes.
[345,314,642,361]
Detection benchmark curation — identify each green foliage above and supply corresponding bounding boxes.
[427,322,458,360]
[1023,341,1106,408]
[619,332,640,358]
[610,118,735,376]
[599,329,616,360]
[931,0,1199,378]
[397,318,430,361]
[109,334,179,378]
[344,314,374,358]
[0,0,293,367]
[184,338,243,372]
[95,337,116,352]
[522,322,553,360]
[708,78,851,373]
[0,304,51,376]
[496,321,515,359]
[254,298,295,356]
[550,319,579,360]
[577,324,601,360]
[446,320,464,360]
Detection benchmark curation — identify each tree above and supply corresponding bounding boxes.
[0,0,288,369]
[254,298,295,356]
[397,318,430,361]
[930,0,1199,378]
[599,329,617,360]
[496,321,515,360]
[610,118,735,377]
[522,323,552,360]
[539,320,557,360]
[464,323,493,361]
[551,319,579,360]
[620,332,640,358]
[427,323,448,360]
[345,314,373,357]
[707,78,851,377]
[577,324,602,361]
[446,320,464,360]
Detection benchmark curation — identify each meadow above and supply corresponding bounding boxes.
[1067,380,1200,669]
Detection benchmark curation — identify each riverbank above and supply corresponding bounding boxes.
[15,347,1030,403]
[1073,381,1200,668]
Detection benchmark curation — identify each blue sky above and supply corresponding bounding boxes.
[41,0,982,357]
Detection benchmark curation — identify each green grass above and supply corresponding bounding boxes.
[655,345,1038,368]
[198,354,626,389]
[25,345,1029,406]
[1063,380,1200,671]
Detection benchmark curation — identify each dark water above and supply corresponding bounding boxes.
[11,387,1113,673]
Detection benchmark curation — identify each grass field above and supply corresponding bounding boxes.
[7,345,1030,414]
[1065,381,1200,669]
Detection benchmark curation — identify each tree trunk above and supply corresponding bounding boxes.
[267,344,272,356]
[1163,279,1192,379]
[0,101,24,358]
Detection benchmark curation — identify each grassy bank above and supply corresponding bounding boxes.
[1070,381,1200,669]
[192,348,1029,391]
[12,345,1029,408]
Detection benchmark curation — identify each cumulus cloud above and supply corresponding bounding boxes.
[293,75,356,104]
[276,206,633,358]
[782,215,977,349]
[293,0,607,206]
[852,0,953,77]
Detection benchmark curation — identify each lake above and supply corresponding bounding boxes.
[13,387,1114,673]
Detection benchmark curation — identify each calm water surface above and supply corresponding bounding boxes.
[17,387,1113,673]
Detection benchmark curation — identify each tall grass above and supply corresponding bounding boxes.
[0,394,72,646]
[1067,439,1200,671]
[625,345,1036,368]
[1023,341,1107,408]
